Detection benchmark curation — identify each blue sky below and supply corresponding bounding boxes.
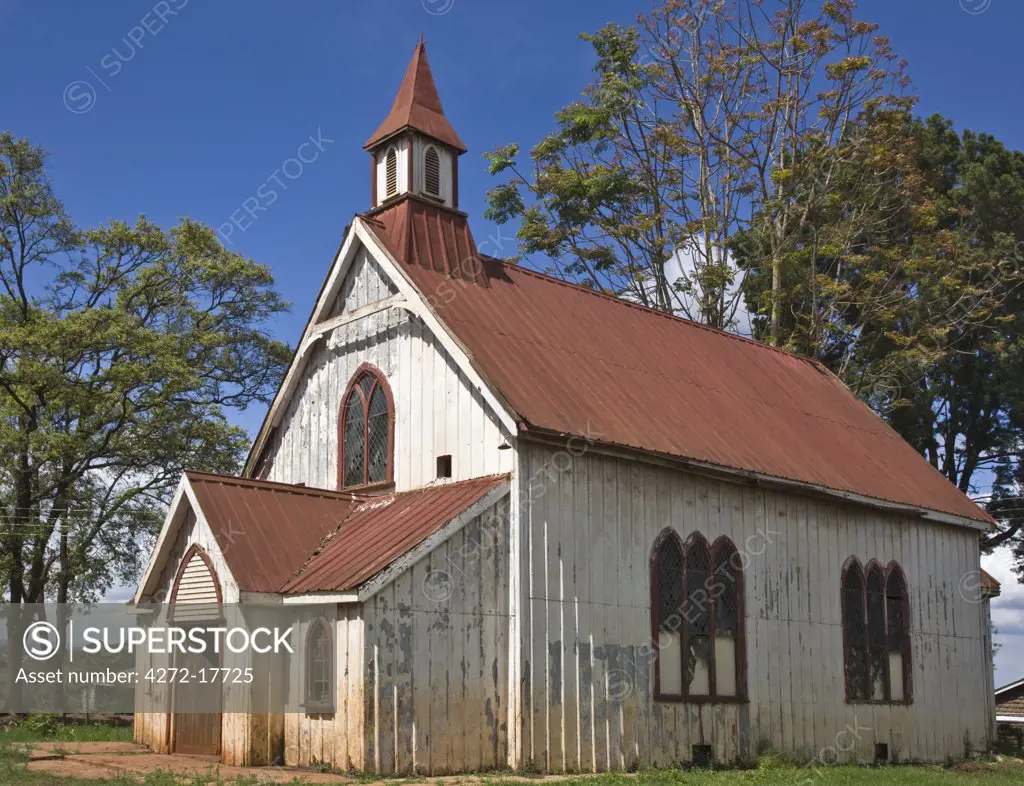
[2,0,1022,683]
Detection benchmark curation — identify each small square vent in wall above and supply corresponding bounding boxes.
[692,745,713,768]
[436,454,452,479]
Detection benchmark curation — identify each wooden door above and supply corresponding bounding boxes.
[172,632,221,756]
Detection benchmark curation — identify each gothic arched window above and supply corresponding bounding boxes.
[885,563,910,701]
[339,365,394,489]
[651,530,685,698]
[304,618,333,710]
[841,558,868,700]
[841,557,911,703]
[651,529,746,701]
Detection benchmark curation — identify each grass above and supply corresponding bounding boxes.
[0,718,133,744]
[0,723,1020,786]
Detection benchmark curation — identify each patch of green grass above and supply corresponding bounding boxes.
[480,759,1024,786]
[0,734,1020,786]
[0,714,133,744]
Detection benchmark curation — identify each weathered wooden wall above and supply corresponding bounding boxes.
[133,502,266,765]
[284,606,366,769]
[261,246,513,491]
[517,442,992,770]
[361,497,511,774]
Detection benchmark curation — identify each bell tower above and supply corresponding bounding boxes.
[364,39,466,210]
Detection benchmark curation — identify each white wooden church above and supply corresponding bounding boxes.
[133,42,1001,772]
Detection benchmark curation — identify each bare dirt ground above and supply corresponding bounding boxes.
[17,741,361,783]
[14,741,583,784]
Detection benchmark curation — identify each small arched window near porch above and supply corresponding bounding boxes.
[304,618,334,711]
[339,364,394,490]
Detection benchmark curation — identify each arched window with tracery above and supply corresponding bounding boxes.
[339,365,394,489]
[651,529,746,701]
[841,558,867,700]
[711,536,743,697]
[304,618,333,710]
[841,557,911,703]
[651,530,685,698]
[885,564,910,701]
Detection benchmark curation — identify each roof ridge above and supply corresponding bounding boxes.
[490,258,825,368]
[185,471,367,502]
[281,474,511,593]
[388,473,510,499]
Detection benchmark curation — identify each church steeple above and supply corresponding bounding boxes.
[366,40,464,209]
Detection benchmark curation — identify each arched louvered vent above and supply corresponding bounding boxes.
[424,146,440,196]
[385,147,398,198]
[170,545,221,622]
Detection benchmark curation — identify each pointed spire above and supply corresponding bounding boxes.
[364,40,467,154]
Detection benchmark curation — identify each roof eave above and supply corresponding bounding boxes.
[363,124,468,154]
[996,678,1024,696]
[518,427,993,531]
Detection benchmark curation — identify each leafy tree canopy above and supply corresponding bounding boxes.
[0,132,290,605]
[486,0,1024,575]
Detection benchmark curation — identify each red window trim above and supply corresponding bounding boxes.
[337,363,395,491]
[650,528,747,704]
[841,555,912,705]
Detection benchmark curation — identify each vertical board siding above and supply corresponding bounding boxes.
[284,607,366,769]
[519,443,992,770]
[134,505,242,757]
[362,497,511,774]
[263,247,512,491]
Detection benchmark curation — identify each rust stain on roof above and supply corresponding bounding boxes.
[282,474,508,594]
[365,195,488,286]
[361,205,990,525]
[981,568,1001,597]
[364,40,467,153]
[185,471,508,594]
[185,471,363,593]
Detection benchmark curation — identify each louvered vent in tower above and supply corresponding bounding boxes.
[424,146,440,196]
[385,147,398,197]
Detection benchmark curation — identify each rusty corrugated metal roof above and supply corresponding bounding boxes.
[365,196,488,285]
[981,568,1001,597]
[364,40,467,153]
[362,203,990,524]
[185,472,362,593]
[185,471,507,594]
[282,474,508,594]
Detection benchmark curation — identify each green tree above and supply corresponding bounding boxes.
[738,114,1024,559]
[485,0,911,332]
[0,132,290,706]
